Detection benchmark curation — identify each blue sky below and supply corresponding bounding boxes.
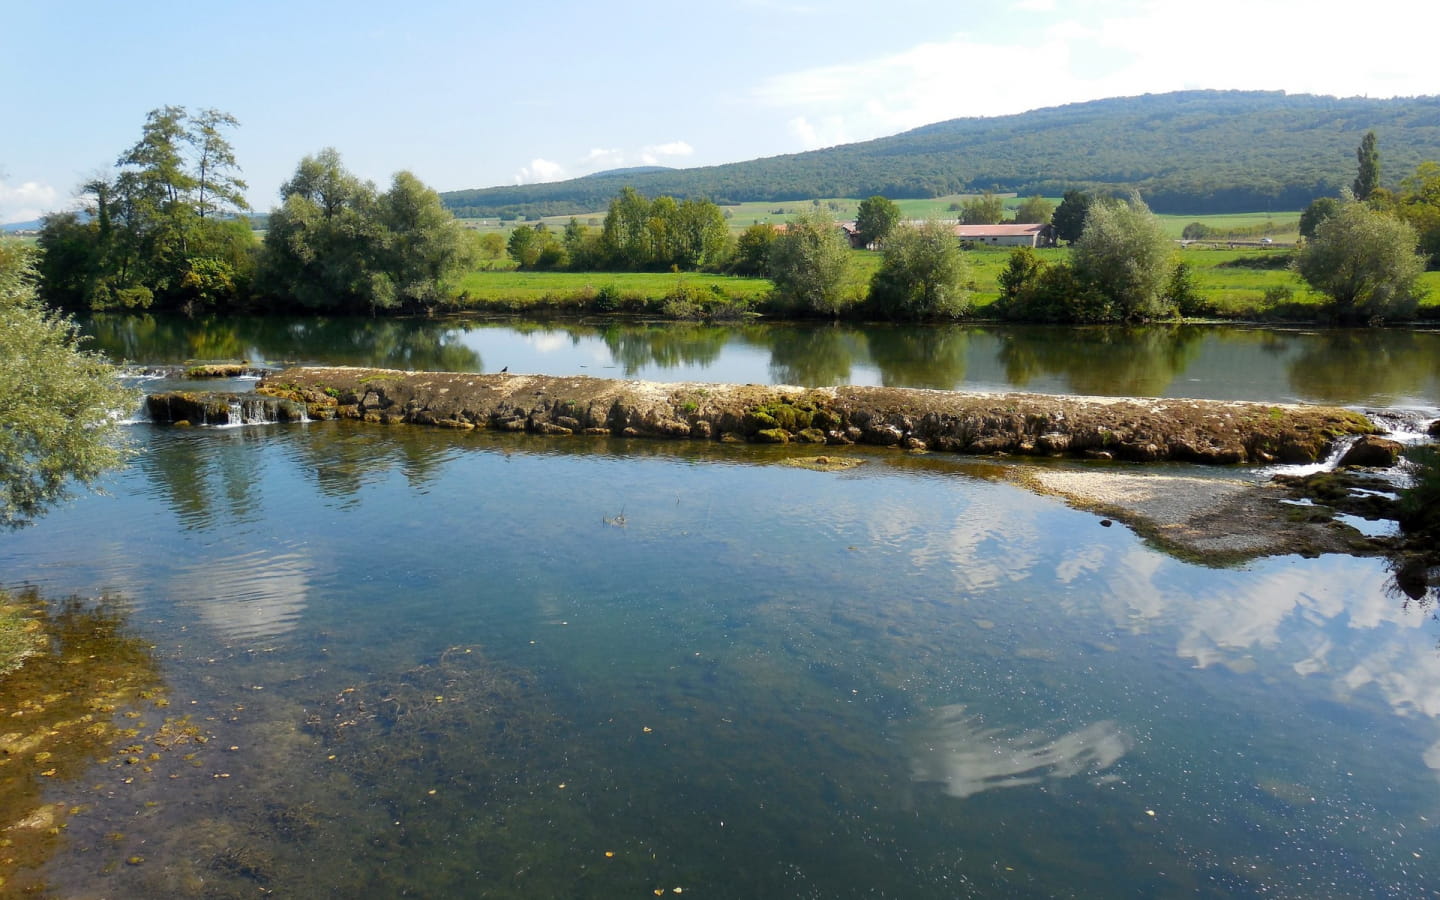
[1,0,1433,224]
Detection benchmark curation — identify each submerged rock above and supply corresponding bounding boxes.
[255,367,1379,466]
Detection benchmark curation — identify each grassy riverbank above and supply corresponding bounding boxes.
[446,246,1440,320]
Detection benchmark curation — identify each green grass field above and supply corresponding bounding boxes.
[450,244,1440,319]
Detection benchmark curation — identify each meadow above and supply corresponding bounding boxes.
[448,241,1440,320]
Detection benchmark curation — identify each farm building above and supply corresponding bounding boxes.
[952,223,1057,248]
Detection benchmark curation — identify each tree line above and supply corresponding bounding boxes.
[37,107,476,316]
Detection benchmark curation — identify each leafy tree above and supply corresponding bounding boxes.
[1394,161,1440,267]
[855,195,901,246]
[1181,222,1213,240]
[476,232,506,260]
[188,108,248,219]
[1353,130,1380,201]
[1070,194,1176,320]
[600,187,654,268]
[1294,199,1427,322]
[1051,189,1093,244]
[1012,195,1055,225]
[594,188,730,270]
[996,246,1047,304]
[378,171,474,306]
[867,221,970,319]
[507,224,558,269]
[0,241,136,528]
[731,224,777,276]
[767,207,854,316]
[960,191,1005,225]
[261,149,470,313]
[1165,260,1205,315]
[1299,196,1340,240]
[562,218,596,269]
[35,106,253,311]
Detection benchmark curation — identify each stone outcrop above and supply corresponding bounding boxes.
[145,391,309,426]
[227,367,1384,466]
[1338,435,1403,468]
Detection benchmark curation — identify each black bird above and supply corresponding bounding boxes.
[500,366,508,373]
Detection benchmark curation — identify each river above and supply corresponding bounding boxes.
[0,316,1436,897]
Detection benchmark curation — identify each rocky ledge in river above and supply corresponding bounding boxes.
[219,366,1384,466]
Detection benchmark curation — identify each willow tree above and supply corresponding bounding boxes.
[1295,199,1426,323]
[767,207,854,316]
[0,241,136,527]
[1070,194,1175,320]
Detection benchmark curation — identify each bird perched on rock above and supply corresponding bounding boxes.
[499,366,508,374]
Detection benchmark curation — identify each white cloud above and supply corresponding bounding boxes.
[788,115,851,150]
[583,147,626,169]
[513,158,566,185]
[0,179,59,225]
[644,141,694,159]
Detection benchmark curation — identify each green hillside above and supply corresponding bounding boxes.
[442,90,1440,218]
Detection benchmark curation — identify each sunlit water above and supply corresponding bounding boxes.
[2,319,1437,896]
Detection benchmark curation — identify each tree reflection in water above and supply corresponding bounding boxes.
[998,325,1203,396]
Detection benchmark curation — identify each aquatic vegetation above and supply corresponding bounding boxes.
[0,590,201,894]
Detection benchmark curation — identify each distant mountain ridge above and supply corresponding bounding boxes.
[441,90,1440,217]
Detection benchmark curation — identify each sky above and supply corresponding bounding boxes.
[1,0,1435,225]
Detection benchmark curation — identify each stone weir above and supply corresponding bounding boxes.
[197,366,1385,466]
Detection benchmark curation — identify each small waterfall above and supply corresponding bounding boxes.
[144,391,309,427]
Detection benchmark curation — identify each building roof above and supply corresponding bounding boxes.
[952,224,1052,237]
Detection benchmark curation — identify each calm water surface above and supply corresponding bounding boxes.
[83,314,1440,407]
[2,321,1437,896]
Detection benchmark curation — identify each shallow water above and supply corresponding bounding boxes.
[4,416,1439,897]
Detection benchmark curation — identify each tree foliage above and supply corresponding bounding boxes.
[1051,189,1093,244]
[867,221,971,319]
[1070,195,1177,320]
[960,191,1005,225]
[595,188,731,270]
[0,241,136,528]
[731,223,778,276]
[855,195,901,246]
[767,208,854,316]
[36,106,255,312]
[1295,199,1427,322]
[261,149,473,313]
[1012,195,1055,224]
[1003,195,1176,323]
[1353,130,1381,201]
[1299,196,1341,240]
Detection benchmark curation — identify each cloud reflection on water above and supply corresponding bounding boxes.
[912,704,1131,799]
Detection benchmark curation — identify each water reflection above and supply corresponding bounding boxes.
[87,313,482,371]
[83,314,1440,406]
[867,326,970,389]
[911,705,1130,798]
[998,325,1205,397]
[1286,328,1440,405]
[137,427,268,529]
[600,321,729,376]
[766,324,860,386]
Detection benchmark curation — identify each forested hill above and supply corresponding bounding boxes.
[441,91,1440,217]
